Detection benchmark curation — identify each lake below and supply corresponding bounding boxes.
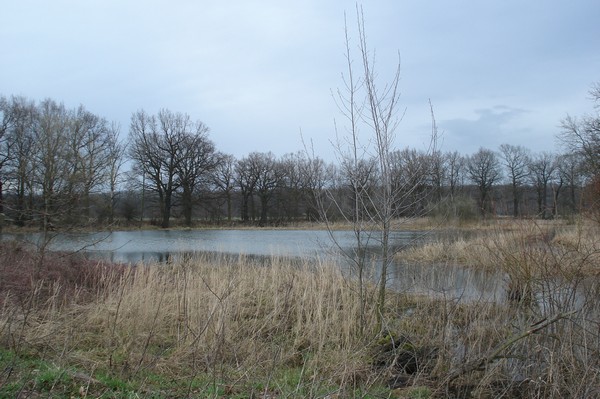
[2,228,505,302]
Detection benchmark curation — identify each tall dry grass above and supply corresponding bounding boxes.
[87,256,375,380]
[400,220,600,312]
[395,219,600,397]
[399,219,600,273]
[1,225,599,397]
[0,249,388,395]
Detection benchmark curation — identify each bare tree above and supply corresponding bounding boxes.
[175,122,217,226]
[556,152,585,214]
[129,109,187,228]
[2,96,37,226]
[591,81,600,103]
[429,147,445,202]
[559,82,600,216]
[444,150,465,197]
[499,144,531,217]
[33,99,72,230]
[1,96,123,228]
[466,148,502,217]
[315,7,438,332]
[340,156,379,223]
[314,8,375,333]
[528,152,557,219]
[212,153,236,223]
[64,106,93,216]
[67,106,116,220]
[560,115,599,178]
[298,153,333,222]
[551,157,565,218]
[277,152,305,222]
[105,122,126,224]
[559,82,600,178]
[389,148,431,217]
[0,96,12,226]
[235,155,259,223]
[250,152,283,226]
[233,152,288,226]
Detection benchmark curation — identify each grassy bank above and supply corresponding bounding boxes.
[1,222,599,398]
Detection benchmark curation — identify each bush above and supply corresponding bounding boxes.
[0,240,126,308]
[428,195,479,224]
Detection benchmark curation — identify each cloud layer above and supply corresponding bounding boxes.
[2,1,598,159]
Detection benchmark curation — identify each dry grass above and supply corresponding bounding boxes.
[1,226,600,397]
[0,248,387,396]
[87,256,372,378]
[395,219,600,397]
[399,219,600,273]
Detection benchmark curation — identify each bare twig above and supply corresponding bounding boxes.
[447,310,577,382]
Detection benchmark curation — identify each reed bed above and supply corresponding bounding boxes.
[399,219,600,273]
[0,247,386,397]
[1,227,600,398]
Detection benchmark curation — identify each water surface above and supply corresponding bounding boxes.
[4,228,504,302]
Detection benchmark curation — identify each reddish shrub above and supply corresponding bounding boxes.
[0,240,126,308]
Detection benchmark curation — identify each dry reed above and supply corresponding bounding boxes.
[1,225,599,397]
[0,250,386,395]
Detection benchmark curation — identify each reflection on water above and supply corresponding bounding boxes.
[5,229,426,263]
[390,261,504,302]
[3,228,502,302]
[2,228,594,319]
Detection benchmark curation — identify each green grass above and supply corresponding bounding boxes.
[1,347,381,398]
[0,346,396,398]
[0,349,75,397]
[0,348,172,398]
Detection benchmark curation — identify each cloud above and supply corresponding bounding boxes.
[440,105,532,153]
[2,1,598,161]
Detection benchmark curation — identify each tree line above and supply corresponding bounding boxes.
[0,84,598,230]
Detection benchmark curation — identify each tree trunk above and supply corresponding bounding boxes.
[0,178,3,232]
[536,187,544,219]
[377,219,390,328]
[108,190,115,224]
[182,186,193,226]
[552,182,563,218]
[226,192,232,223]
[240,192,250,222]
[161,191,172,228]
[249,195,256,222]
[512,185,520,217]
[479,190,488,217]
[541,183,548,219]
[84,188,91,220]
[16,178,26,226]
[259,194,269,226]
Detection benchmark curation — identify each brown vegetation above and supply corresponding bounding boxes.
[1,223,599,397]
[0,241,126,308]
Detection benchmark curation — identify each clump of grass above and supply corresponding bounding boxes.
[399,220,600,274]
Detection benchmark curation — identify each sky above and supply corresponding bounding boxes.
[2,0,599,161]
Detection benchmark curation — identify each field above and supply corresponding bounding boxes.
[0,219,599,398]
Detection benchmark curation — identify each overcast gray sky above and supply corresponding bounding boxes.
[2,1,599,160]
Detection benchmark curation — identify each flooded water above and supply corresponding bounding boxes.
[3,228,505,302]
[4,229,423,263]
